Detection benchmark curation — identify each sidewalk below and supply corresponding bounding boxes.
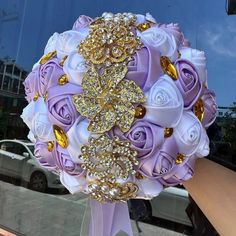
[0,181,186,236]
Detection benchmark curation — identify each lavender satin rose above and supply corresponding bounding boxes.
[179,47,207,83]
[159,157,195,186]
[53,145,86,193]
[34,141,57,170]
[38,58,65,96]
[174,59,202,109]
[126,45,163,91]
[72,15,93,30]
[201,88,217,127]
[139,136,179,179]
[23,70,39,102]
[112,120,164,160]
[46,83,82,132]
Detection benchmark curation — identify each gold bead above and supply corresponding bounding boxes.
[160,56,178,80]
[39,51,57,65]
[47,141,54,152]
[43,92,48,102]
[59,55,68,66]
[164,128,173,138]
[194,98,204,122]
[135,172,144,179]
[137,22,151,32]
[53,125,68,148]
[135,105,146,118]
[175,153,186,164]
[33,92,40,101]
[58,74,68,85]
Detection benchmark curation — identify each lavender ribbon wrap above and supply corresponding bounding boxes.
[89,200,133,236]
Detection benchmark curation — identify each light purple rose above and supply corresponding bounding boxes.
[201,88,217,128]
[159,157,196,186]
[159,23,184,47]
[174,59,202,109]
[53,145,84,176]
[37,58,65,96]
[34,141,57,170]
[46,83,82,132]
[111,120,164,160]
[139,136,179,179]
[126,45,163,91]
[72,15,93,30]
[23,70,39,102]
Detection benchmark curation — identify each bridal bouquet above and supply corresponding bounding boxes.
[21,12,217,235]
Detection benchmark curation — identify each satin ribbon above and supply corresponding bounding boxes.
[89,199,133,236]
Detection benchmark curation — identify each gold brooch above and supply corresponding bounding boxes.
[73,65,146,133]
[79,134,139,182]
[78,13,141,66]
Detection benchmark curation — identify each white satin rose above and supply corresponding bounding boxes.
[60,172,87,194]
[44,32,60,54]
[173,111,209,156]
[56,30,89,59]
[179,47,207,83]
[138,26,178,60]
[145,75,183,127]
[21,97,55,142]
[63,51,87,86]
[136,178,163,199]
[136,13,157,24]
[66,117,94,163]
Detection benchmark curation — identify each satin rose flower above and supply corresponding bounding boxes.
[67,117,93,163]
[34,141,57,170]
[145,75,183,127]
[138,26,178,61]
[63,51,87,86]
[56,30,89,59]
[173,111,209,156]
[174,59,202,109]
[126,45,163,91]
[37,58,64,96]
[21,97,55,142]
[135,13,157,24]
[72,15,93,30]
[46,83,82,132]
[179,47,207,83]
[201,88,217,128]
[139,136,179,179]
[44,32,59,55]
[53,145,87,194]
[159,23,184,47]
[112,120,164,160]
[160,157,195,186]
[23,70,39,102]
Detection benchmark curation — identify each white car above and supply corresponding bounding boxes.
[0,139,65,192]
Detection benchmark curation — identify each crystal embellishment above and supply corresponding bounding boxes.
[73,65,146,133]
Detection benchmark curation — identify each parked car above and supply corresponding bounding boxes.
[0,139,65,192]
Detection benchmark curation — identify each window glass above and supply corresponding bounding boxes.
[0,1,235,236]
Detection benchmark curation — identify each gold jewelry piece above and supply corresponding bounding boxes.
[58,74,69,85]
[160,56,178,80]
[79,134,138,182]
[33,92,40,101]
[164,128,173,138]
[194,98,204,122]
[175,153,186,164]
[79,13,141,66]
[47,141,54,152]
[73,65,146,133]
[39,51,57,65]
[88,180,139,202]
[53,125,68,148]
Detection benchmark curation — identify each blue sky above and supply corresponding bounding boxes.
[0,0,235,106]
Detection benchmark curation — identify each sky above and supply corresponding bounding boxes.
[0,0,235,106]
